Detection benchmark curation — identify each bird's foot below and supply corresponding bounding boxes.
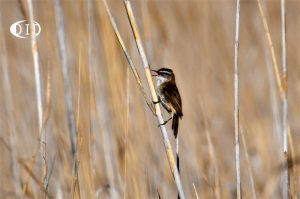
[158,117,172,127]
[153,100,160,104]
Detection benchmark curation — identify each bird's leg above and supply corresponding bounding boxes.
[158,116,172,127]
[150,99,161,115]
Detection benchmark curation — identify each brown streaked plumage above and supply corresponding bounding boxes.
[152,68,183,138]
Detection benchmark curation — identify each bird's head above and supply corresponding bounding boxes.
[151,67,175,86]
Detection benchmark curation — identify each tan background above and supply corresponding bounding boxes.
[0,0,299,198]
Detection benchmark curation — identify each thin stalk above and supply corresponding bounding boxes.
[27,0,43,130]
[257,0,297,196]
[9,60,51,197]
[102,0,155,114]
[72,45,82,195]
[281,0,290,198]
[43,63,52,199]
[27,0,45,196]
[54,0,77,156]
[192,183,199,199]
[234,0,241,198]
[240,128,257,199]
[256,0,282,95]
[21,62,51,197]
[71,160,81,198]
[19,160,52,198]
[281,0,288,170]
[74,43,95,199]
[123,0,185,198]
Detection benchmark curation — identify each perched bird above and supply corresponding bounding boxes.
[151,67,183,138]
[152,67,183,199]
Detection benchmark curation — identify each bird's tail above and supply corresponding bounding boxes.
[176,136,180,173]
[172,114,179,138]
[172,115,180,172]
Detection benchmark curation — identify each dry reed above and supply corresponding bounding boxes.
[233,0,241,198]
[123,0,185,198]
[280,0,290,198]
[0,1,299,198]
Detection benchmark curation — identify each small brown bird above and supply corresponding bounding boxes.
[152,67,183,199]
[151,68,183,138]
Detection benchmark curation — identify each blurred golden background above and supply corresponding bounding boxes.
[0,0,299,198]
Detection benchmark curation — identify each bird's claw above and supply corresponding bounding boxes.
[158,121,167,127]
[158,117,172,127]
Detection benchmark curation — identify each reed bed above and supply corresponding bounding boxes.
[0,0,299,199]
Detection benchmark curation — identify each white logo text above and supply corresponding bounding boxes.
[10,20,41,39]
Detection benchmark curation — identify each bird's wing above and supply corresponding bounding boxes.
[160,83,183,117]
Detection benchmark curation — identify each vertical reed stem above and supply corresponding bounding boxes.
[102,0,154,114]
[281,0,290,198]
[54,0,77,155]
[27,0,45,197]
[123,0,185,198]
[234,0,241,198]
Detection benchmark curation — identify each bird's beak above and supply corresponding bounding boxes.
[151,69,158,76]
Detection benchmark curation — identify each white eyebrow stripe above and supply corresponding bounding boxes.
[160,71,172,75]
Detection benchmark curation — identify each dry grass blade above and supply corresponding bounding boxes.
[280,0,290,198]
[192,183,200,199]
[21,88,51,198]
[257,0,294,196]
[19,160,52,198]
[240,127,257,199]
[74,41,95,198]
[54,0,77,156]
[27,0,46,196]
[102,0,155,115]
[256,0,295,144]
[123,0,185,198]
[27,0,43,130]
[69,45,82,199]
[42,62,52,199]
[256,0,282,96]
[1,1,300,198]
[234,0,241,198]
[21,60,52,198]
[71,160,81,199]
